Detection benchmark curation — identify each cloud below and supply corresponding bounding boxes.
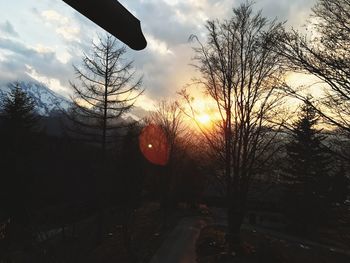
[41,9,81,42]
[0,0,319,110]
[123,0,318,102]
[0,38,37,57]
[25,64,70,95]
[146,34,174,55]
[0,37,73,97]
[0,20,19,37]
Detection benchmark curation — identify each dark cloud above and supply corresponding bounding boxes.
[0,37,73,96]
[0,38,36,56]
[0,20,19,37]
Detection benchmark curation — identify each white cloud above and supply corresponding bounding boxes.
[25,64,71,97]
[0,52,6,62]
[134,94,157,111]
[145,34,174,55]
[41,9,81,42]
[56,50,72,64]
[33,44,54,54]
[56,26,81,42]
[41,10,69,24]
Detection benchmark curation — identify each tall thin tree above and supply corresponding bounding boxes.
[68,34,143,151]
[67,34,143,242]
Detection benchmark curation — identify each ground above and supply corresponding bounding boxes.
[84,202,209,263]
[3,203,349,262]
[196,207,350,263]
[150,217,207,263]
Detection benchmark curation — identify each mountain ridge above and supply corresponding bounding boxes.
[0,81,71,116]
[0,81,150,121]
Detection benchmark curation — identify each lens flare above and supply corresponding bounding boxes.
[139,124,169,166]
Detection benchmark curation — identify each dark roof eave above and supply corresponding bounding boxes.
[62,0,147,50]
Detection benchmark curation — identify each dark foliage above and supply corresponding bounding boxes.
[283,100,332,234]
[0,83,42,256]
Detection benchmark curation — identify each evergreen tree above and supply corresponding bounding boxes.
[285,101,330,190]
[1,83,39,139]
[284,100,331,233]
[0,82,40,167]
[0,83,40,247]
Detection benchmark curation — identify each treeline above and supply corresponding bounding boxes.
[0,84,206,262]
[1,0,350,259]
[180,0,350,249]
[0,37,206,262]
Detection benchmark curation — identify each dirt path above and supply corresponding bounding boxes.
[150,217,206,263]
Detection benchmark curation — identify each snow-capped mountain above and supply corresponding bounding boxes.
[0,81,71,116]
[0,81,150,121]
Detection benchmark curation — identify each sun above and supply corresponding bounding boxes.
[197,114,211,125]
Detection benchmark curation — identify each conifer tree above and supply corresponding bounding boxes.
[286,101,330,188]
[1,83,39,139]
[0,83,40,244]
[284,100,331,233]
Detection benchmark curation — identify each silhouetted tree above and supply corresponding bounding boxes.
[66,35,143,243]
[0,83,40,250]
[117,125,145,259]
[184,2,286,249]
[284,100,331,233]
[149,101,185,160]
[67,34,143,151]
[1,83,39,137]
[0,83,40,197]
[147,100,187,222]
[278,0,350,135]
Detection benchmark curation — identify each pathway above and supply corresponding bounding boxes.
[150,217,206,263]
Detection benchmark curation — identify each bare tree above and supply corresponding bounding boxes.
[149,101,185,158]
[184,2,286,248]
[67,34,144,151]
[278,0,350,133]
[66,34,143,243]
[147,100,188,221]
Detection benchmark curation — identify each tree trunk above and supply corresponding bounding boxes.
[226,193,246,252]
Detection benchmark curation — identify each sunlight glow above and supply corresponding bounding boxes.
[197,114,211,125]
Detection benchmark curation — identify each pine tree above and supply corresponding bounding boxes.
[284,100,331,233]
[1,83,39,139]
[0,83,40,244]
[286,101,330,190]
[1,82,40,162]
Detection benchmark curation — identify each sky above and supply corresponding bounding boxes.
[0,0,316,110]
